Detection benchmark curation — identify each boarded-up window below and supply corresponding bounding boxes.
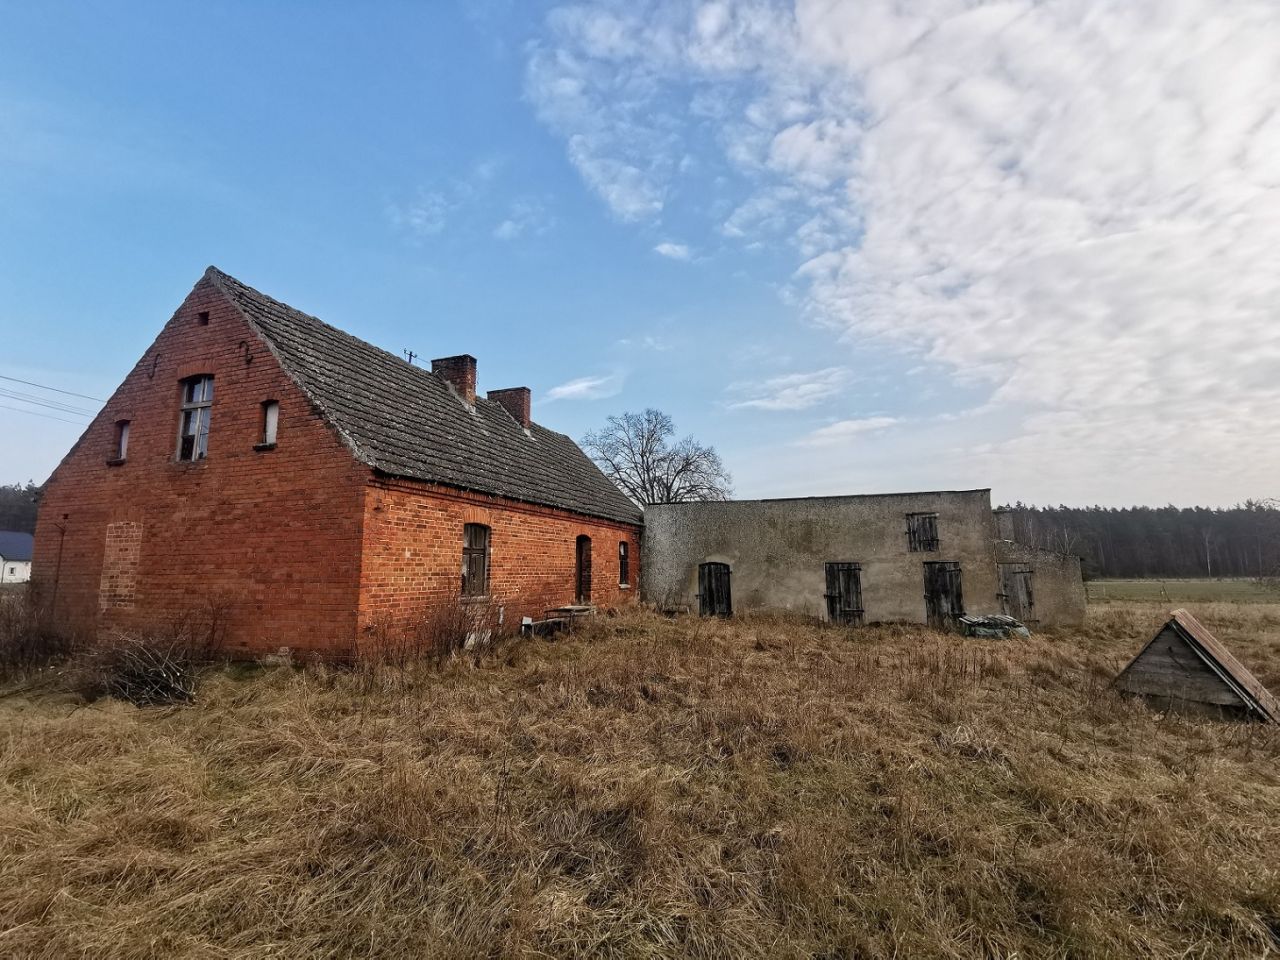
[824,562,864,625]
[619,541,629,586]
[462,524,490,597]
[906,512,939,552]
[99,521,143,610]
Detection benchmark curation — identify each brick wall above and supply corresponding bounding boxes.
[32,275,369,656]
[359,477,642,631]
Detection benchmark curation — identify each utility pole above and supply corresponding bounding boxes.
[403,349,418,366]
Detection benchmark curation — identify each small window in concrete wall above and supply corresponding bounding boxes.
[923,561,964,628]
[576,535,592,603]
[698,562,732,617]
[462,524,490,597]
[824,562,864,625]
[177,375,214,461]
[619,541,629,586]
[906,512,939,552]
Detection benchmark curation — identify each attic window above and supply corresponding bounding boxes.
[109,420,130,463]
[177,375,214,461]
[197,311,210,325]
[257,400,279,448]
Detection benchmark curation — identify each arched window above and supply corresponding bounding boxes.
[462,524,490,597]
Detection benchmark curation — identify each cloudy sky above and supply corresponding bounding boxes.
[2,0,1276,506]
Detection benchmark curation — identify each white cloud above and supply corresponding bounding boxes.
[493,197,552,240]
[528,0,1280,504]
[653,241,692,260]
[728,366,850,411]
[545,373,624,401]
[799,416,900,447]
[387,188,451,237]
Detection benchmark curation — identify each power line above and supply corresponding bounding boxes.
[0,402,87,426]
[0,374,105,403]
[0,387,95,417]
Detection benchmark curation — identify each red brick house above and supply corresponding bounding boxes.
[32,268,643,656]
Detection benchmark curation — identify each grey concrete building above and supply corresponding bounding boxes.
[642,489,1085,628]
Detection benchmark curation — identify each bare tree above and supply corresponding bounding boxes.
[582,409,732,506]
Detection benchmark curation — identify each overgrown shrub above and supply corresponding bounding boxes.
[0,589,77,673]
[359,595,514,667]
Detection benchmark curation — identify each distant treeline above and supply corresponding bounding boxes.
[0,482,40,534]
[999,501,1280,580]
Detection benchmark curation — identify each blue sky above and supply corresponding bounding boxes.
[3,1,1277,506]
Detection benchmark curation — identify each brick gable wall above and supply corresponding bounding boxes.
[32,276,368,656]
[359,478,641,632]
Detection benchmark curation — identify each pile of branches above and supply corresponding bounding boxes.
[75,633,201,706]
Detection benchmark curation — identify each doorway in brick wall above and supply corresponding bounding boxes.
[575,535,592,603]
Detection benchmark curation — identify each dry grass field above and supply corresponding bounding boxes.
[3,601,1280,958]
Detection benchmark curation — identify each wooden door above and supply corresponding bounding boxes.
[698,562,732,617]
[923,561,964,629]
[575,535,592,603]
[824,562,864,625]
[998,563,1035,622]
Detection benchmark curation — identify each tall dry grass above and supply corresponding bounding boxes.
[2,602,1280,958]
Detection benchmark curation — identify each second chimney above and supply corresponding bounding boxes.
[488,387,531,428]
[431,354,477,404]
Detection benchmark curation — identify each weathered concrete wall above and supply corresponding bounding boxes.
[643,490,1003,624]
[994,541,1086,626]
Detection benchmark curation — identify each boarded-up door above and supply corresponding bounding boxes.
[575,535,592,603]
[923,561,964,629]
[824,562,864,625]
[698,562,732,617]
[997,563,1035,622]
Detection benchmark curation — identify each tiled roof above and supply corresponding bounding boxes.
[206,268,642,525]
[0,531,33,562]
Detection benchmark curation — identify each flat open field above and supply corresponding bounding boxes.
[1087,578,1277,604]
[3,602,1280,958]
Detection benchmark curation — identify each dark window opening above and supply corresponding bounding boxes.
[698,562,732,617]
[923,561,964,629]
[906,512,939,552]
[177,375,214,461]
[619,541,630,586]
[575,535,592,603]
[824,562,864,626]
[462,523,490,597]
[197,311,210,325]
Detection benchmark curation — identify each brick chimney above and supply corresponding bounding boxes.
[431,354,477,404]
[488,387,531,428]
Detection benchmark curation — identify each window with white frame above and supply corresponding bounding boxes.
[177,375,214,461]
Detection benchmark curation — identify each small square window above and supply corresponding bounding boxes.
[197,311,210,325]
